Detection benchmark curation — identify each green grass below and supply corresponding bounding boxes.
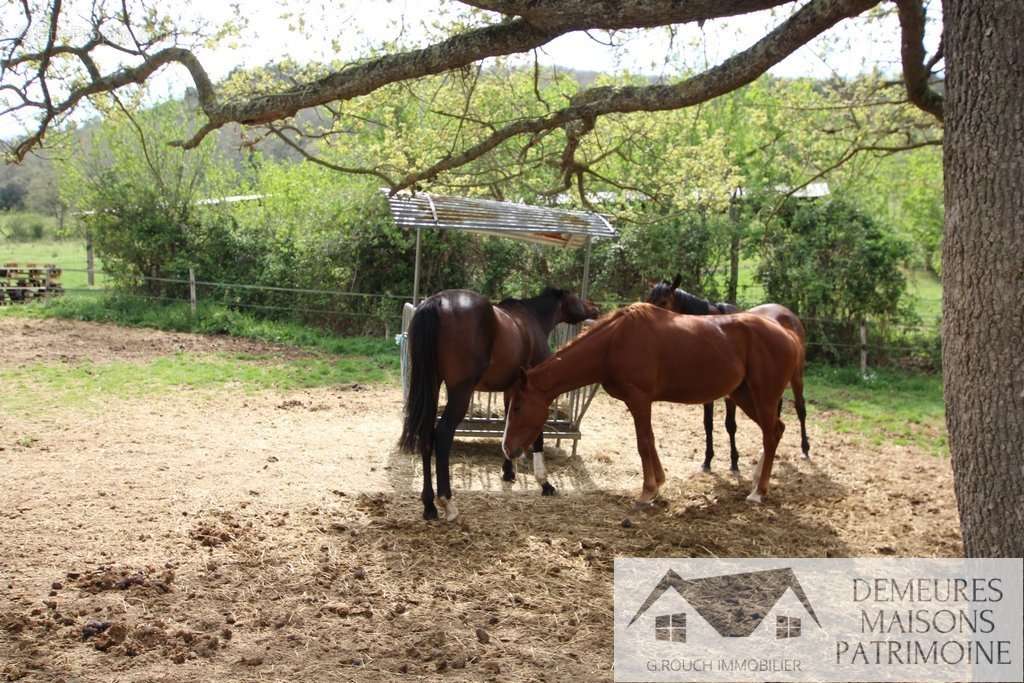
[905,268,943,322]
[0,352,394,413]
[0,238,110,289]
[0,291,399,359]
[0,292,400,412]
[803,363,946,456]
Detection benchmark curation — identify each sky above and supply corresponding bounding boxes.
[0,0,942,140]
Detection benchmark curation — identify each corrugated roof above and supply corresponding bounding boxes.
[384,191,616,248]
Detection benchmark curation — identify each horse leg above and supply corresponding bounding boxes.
[724,398,740,474]
[532,433,556,496]
[421,440,438,520]
[501,391,517,482]
[791,374,811,458]
[748,416,785,503]
[730,382,785,504]
[701,402,715,472]
[433,381,474,521]
[727,383,767,499]
[627,400,663,505]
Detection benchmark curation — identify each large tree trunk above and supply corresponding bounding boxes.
[942,0,1024,557]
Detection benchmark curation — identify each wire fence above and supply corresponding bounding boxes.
[4,262,943,369]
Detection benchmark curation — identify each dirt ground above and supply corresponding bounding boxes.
[0,319,962,682]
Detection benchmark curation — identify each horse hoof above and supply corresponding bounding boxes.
[802,451,812,460]
[632,498,665,512]
[541,482,557,496]
[700,464,712,473]
[423,504,439,520]
[746,492,764,504]
[436,496,459,522]
[502,471,516,483]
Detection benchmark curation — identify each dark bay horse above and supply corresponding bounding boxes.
[502,304,802,504]
[646,276,810,472]
[399,287,598,520]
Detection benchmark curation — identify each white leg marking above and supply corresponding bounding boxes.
[501,398,512,458]
[749,455,765,500]
[533,450,547,485]
[435,496,459,521]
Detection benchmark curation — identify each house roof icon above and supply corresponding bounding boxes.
[627,567,822,637]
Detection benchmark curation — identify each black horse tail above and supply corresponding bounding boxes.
[399,299,441,455]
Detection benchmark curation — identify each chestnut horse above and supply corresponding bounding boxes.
[647,277,810,471]
[399,287,598,520]
[502,303,802,504]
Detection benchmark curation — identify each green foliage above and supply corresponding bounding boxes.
[57,99,243,289]
[48,69,943,360]
[755,198,917,361]
[757,198,911,322]
[0,183,26,211]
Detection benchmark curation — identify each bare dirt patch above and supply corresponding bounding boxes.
[0,322,961,682]
[0,317,312,365]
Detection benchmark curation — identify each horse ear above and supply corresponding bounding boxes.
[671,273,682,290]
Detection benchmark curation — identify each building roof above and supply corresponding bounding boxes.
[384,191,616,249]
[628,567,821,637]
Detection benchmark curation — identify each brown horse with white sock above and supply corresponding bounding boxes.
[502,303,802,505]
[398,287,598,521]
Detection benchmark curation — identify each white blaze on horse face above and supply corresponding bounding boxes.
[533,450,547,486]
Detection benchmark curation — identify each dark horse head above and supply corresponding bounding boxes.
[646,274,739,315]
[500,287,600,328]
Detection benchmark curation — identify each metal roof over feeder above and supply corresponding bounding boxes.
[384,191,616,250]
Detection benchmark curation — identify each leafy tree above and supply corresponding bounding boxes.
[0,182,26,211]
[757,198,911,348]
[58,100,242,289]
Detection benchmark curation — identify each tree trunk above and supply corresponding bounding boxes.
[943,0,1024,557]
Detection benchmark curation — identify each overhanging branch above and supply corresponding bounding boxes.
[392,0,882,191]
[895,0,943,121]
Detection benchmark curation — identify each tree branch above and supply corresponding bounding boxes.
[392,0,882,191]
[895,0,943,121]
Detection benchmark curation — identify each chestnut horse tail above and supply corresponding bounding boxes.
[399,299,441,455]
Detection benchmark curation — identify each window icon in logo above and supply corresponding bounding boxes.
[655,613,686,642]
[776,615,801,639]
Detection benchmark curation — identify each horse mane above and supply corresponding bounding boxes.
[565,302,653,343]
[498,286,566,308]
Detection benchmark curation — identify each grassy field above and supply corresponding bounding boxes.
[0,238,111,289]
[803,364,946,456]
[0,352,395,413]
[905,268,943,322]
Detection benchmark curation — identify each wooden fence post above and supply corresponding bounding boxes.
[189,267,197,316]
[860,320,868,377]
